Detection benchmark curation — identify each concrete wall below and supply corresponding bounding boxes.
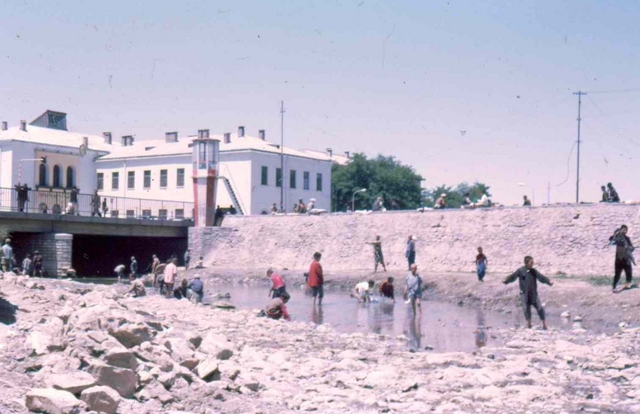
[193,204,640,276]
[14,233,72,276]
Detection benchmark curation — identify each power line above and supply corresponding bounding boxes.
[585,88,640,95]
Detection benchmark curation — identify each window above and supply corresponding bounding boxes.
[143,170,151,189]
[290,170,297,189]
[177,168,185,187]
[159,209,168,219]
[261,166,268,186]
[142,209,152,218]
[276,168,282,188]
[39,164,48,187]
[316,173,323,191]
[126,210,135,218]
[53,165,62,187]
[303,171,310,190]
[112,172,119,190]
[127,171,135,189]
[110,210,118,218]
[66,167,75,188]
[175,209,184,219]
[97,173,104,190]
[198,142,206,169]
[160,170,168,188]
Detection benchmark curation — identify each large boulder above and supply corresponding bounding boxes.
[196,357,220,381]
[108,324,151,348]
[47,372,97,395]
[199,332,235,360]
[27,319,66,355]
[104,347,138,370]
[80,386,120,414]
[87,361,138,398]
[25,388,85,414]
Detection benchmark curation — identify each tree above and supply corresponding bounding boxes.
[332,154,423,211]
[423,182,492,209]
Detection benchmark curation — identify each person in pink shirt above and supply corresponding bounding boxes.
[163,259,178,298]
[267,268,286,298]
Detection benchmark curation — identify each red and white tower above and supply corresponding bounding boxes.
[192,129,219,227]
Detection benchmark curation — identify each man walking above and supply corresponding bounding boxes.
[609,225,635,292]
[1,238,13,272]
[164,259,178,298]
[405,235,416,270]
[366,235,387,272]
[91,190,101,217]
[503,256,553,330]
[404,264,423,313]
[308,252,324,306]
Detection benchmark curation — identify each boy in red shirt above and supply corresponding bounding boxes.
[307,252,324,306]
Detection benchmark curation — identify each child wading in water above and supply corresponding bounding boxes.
[476,247,488,282]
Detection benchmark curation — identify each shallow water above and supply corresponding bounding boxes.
[74,277,575,352]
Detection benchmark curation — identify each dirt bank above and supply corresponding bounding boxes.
[2,272,640,413]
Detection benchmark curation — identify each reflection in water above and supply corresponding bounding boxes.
[311,305,323,325]
[475,308,488,348]
[404,309,422,351]
[369,301,394,334]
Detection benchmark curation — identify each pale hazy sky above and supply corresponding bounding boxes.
[2,1,640,206]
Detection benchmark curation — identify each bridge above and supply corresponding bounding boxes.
[0,187,196,277]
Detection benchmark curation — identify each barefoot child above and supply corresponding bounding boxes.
[476,247,488,282]
[503,256,553,330]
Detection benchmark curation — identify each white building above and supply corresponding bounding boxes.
[0,111,335,216]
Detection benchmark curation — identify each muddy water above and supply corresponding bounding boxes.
[204,283,575,353]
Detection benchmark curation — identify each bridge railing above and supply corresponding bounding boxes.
[1,187,194,221]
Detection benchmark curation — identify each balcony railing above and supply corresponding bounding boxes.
[2,187,194,221]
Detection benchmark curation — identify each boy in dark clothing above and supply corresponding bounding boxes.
[609,225,634,292]
[476,247,488,282]
[503,256,553,330]
[607,183,620,203]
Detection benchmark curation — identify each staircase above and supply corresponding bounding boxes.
[219,176,245,215]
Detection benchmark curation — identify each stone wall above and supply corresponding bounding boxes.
[14,233,73,276]
[194,204,640,276]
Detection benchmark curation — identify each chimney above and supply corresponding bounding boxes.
[326,148,333,157]
[345,151,350,159]
[165,131,178,143]
[223,133,231,144]
[122,135,134,146]
[1,122,7,131]
[198,129,210,139]
[82,136,89,148]
[103,132,112,144]
[238,126,245,137]
[20,120,27,131]
[259,129,266,140]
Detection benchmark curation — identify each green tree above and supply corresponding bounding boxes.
[332,154,423,211]
[423,182,491,209]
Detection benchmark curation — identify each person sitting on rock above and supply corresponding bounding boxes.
[187,276,204,303]
[503,255,553,330]
[353,280,375,302]
[264,291,291,321]
[268,268,286,298]
[174,279,188,299]
[601,185,610,203]
[125,273,146,298]
[195,256,204,268]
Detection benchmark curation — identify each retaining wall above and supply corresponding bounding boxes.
[190,204,640,276]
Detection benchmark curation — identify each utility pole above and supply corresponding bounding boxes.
[547,181,551,205]
[573,91,586,204]
[280,101,285,212]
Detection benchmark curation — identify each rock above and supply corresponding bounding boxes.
[25,280,45,290]
[87,331,109,344]
[80,386,120,414]
[561,311,571,318]
[620,322,628,329]
[104,347,138,370]
[199,332,235,360]
[25,388,85,414]
[573,315,583,322]
[610,358,636,370]
[196,358,220,381]
[47,372,97,395]
[214,302,235,309]
[87,361,138,398]
[108,324,151,348]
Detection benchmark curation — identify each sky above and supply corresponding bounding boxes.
[2,0,640,206]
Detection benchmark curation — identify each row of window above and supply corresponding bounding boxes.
[38,164,75,188]
[261,167,323,191]
[97,169,186,191]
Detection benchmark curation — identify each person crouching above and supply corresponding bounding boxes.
[265,291,291,321]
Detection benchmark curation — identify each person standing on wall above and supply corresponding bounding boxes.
[405,235,416,270]
[503,256,553,330]
[609,225,635,293]
[91,190,101,217]
[308,252,324,307]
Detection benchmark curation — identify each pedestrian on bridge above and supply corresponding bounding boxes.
[101,198,108,217]
[70,186,80,215]
[91,190,101,217]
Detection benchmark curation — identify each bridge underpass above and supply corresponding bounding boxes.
[3,211,192,277]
